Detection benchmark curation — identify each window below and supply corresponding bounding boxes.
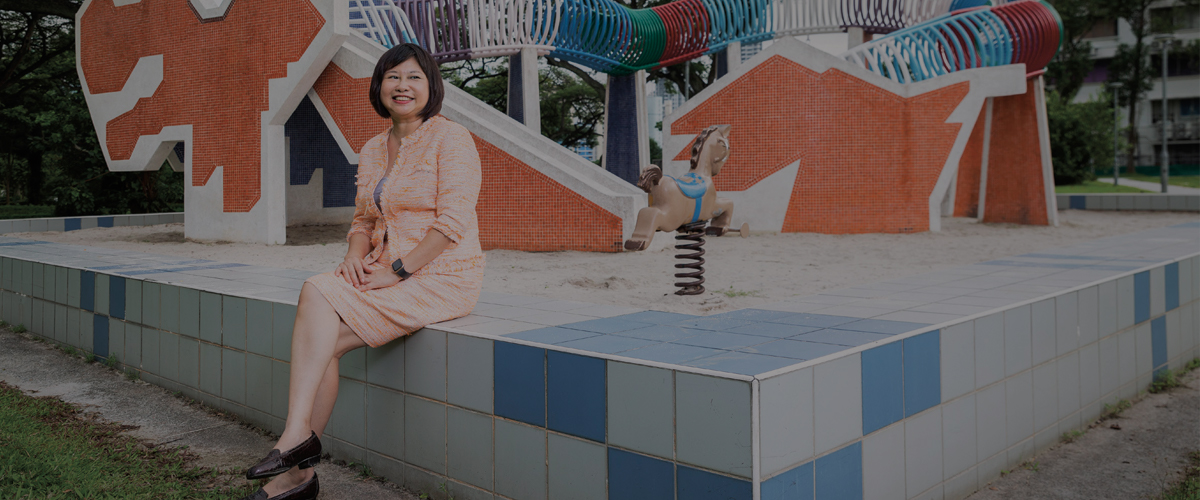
[1083,59,1110,83]
[1151,6,1200,33]
[1084,19,1117,38]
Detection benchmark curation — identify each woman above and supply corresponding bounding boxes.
[239,43,485,500]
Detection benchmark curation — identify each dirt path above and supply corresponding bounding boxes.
[0,328,420,500]
[968,368,1200,500]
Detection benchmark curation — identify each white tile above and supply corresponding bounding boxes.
[1057,353,1081,419]
[1079,343,1100,408]
[1078,286,1099,347]
[943,468,978,500]
[941,321,974,401]
[1150,266,1165,318]
[1181,303,1196,358]
[814,354,862,455]
[1135,323,1153,378]
[863,421,906,500]
[1003,307,1031,377]
[975,313,1004,389]
[1057,411,1081,438]
[1099,335,1120,397]
[1167,309,1183,369]
[906,409,943,498]
[1180,259,1193,305]
[760,367,814,476]
[1005,371,1033,448]
[1055,292,1079,356]
[976,383,1006,461]
[942,394,976,480]
[1118,329,1137,387]
[1007,437,1035,467]
[1034,426,1058,454]
[976,453,1007,490]
[1116,276,1134,330]
[1097,280,1117,338]
[1032,361,1058,432]
[1030,299,1056,366]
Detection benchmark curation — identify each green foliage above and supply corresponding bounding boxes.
[1156,450,1200,500]
[0,204,52,219]
[1060,429,1086,443]
[1045,0,1106,100]
[12,323,26,333]
[0,381,255,498]
[1055,181,1149,193]
[103,354,119,369]
[1149,358,1200,394]
[1047,91,1114,185]
[650,137,662,163]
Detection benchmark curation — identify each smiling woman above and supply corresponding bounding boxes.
[238,44,485,500]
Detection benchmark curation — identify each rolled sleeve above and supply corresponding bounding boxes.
[347,174,377,242]
[429,126,482,243]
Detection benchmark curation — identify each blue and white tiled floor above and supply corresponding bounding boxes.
[1,221,1197,378]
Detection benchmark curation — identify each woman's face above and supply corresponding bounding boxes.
[380,57,429,122]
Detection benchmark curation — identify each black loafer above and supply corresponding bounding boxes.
[240,472,319,500]
[245,432,321,480]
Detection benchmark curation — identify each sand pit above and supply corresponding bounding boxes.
[10,211,1198,315]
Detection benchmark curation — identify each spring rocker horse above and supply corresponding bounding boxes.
[623,124,749,295]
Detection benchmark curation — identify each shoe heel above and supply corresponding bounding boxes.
[298,455,320,469]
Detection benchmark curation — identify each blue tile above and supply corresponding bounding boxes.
[675,332,772,350]
[794,329,890,347]
[708,308,798,322]
[861,342,903,435]
[681,352,798,376]
[1165,262,1179,311]
[97,216,114,228]
[1135,271,1150,324]
[93,314,109,358]
[608,449,674,500]
[1151,316,1167,373]
[494,342,545,427]
[507,327,599,345]
[728,322,822,338]
[671,317,757,332]
[80,271,94,312]
[556,335,658,354]
[835,319,928,335]
[286,96,358,207]
[677,465,752,500]
[64,218,81,231]
[740,340,849,360]
[615,325,707,342]
[815,442,862,500]
[903,330,941,416]
[621,342,723,364]
[109,277,126,319]
[614,310,697,324]
[766,313,860,328]
[762,462,814,500]
[547,351,605,442]
[1069,195,1085,209]
[561,317,653,334]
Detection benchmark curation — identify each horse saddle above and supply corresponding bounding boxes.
[668,172,709,223]
[671,172,708,199]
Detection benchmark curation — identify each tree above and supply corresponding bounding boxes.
[1101,0,1157,174]
[1047,90,1114,184]
[1045,0,1106,101]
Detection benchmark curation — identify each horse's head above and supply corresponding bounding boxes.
[689,124,732,176]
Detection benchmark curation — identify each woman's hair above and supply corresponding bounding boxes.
[369,43,444,120]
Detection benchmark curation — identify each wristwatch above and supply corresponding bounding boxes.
[391,258,413,280]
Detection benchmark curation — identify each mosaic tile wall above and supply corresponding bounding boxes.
[1,221,1196,500]
[286,95,358,208]
[1058,194,1200,212]
[953,104,987,219]
[0,213,183,235]
[79,0,326,212]
[604,74,642,186]
[981,79,1049,226]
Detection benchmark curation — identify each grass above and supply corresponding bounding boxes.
[0,381,255,499]
[1060,429,1086,444]
[1150,358,1200,394]
[1056,180,1151,194]
[0,205,54,220]
[1157,451,1200,500]
[1101,399,1133,420]
[1121,174,1200,189]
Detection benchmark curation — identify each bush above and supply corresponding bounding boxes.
[1047,90,1115,185]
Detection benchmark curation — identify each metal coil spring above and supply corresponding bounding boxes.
[673,221,707,295]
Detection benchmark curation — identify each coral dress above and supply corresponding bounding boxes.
[306,115,485,347]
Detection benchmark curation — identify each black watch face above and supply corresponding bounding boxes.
[392,259,403,274]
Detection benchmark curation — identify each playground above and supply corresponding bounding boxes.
[10,210,1198,315]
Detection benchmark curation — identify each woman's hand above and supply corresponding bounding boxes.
[357,269,401,291]
[334,256,371,287]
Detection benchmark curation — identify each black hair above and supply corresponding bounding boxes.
[369,43,444,120]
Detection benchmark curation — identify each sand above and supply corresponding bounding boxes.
[10,210,1198,315]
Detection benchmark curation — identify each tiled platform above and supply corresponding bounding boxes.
[0,212,183,234]
[1056,193,1199,212]
[0,221,1197,500]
